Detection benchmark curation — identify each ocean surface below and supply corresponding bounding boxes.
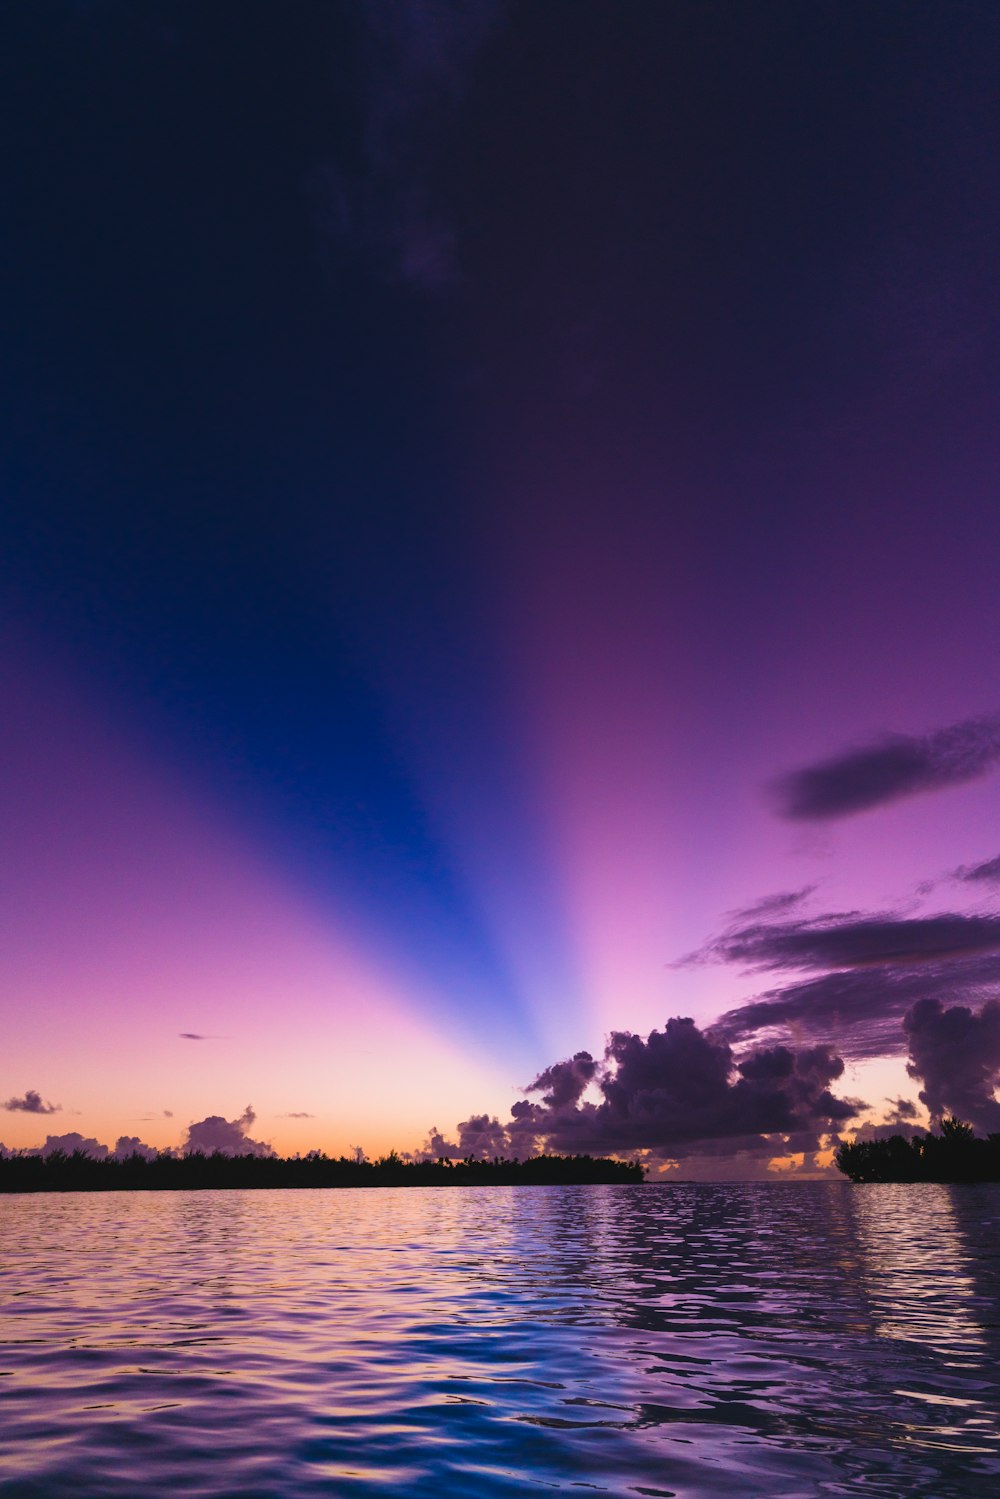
[2,1183,1000,1498]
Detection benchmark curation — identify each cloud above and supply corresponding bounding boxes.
[415,1114,509,1161]
[500,1019,861,1162]
[182,1105,274,1158]
[112,1136,160,1161]
[455,1113,508,1159]
[281,1111,315,1120]
[3,1089,60,1114]
[38,1132,109,1159]
[885,1096,920,1124]
[773,715,1000,821]
[956,853,1000,885]
[727,887,818,921]
[904,998,1000,1133]
[701,906,1000,1060]
[309,0,505,288]
[691,910,1000,975]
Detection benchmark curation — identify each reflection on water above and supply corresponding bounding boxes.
[2,1183,999,1496]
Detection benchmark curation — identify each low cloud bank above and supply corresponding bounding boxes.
[2,1106,273,1161]
[773,715,1000,821]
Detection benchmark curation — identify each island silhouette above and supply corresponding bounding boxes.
[0,1150,644,1193]
[836,1117,1000,1183]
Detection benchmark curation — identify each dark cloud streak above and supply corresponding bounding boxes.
[693,911,1000,975]
[956,854,1000,885]
[773,716,1000,821]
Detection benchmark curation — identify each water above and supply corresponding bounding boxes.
[2,1183,999,1497]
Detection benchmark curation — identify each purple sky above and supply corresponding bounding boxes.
[3,2,1000,1174]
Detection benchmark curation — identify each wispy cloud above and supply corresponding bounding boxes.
[955,853,1000,885]
[772,715,1000,821]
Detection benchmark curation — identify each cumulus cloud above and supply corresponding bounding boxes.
[112,1136,159,1161]
[182,1105,274,1158]
[455,1113,508,1159]
[309,0,504,287]
[773,715,1000,821]
[955,853,1000,885]
[38,1132,109,1159]
[904,998,1000,1133]
[415,1114,509,1161]
[417,1125,460,1159]
[3,1089,60,1114]
[498,1019,861,1163]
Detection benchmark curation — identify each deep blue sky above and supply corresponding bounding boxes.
[4,2,1000,1167]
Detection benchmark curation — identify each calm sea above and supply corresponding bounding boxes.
[2,1182,999,1497]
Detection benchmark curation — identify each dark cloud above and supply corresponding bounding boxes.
[885,1096,920,1124]
[904,998,1000,1134]
[310,0,504,288]
[179,1032,206,1041]
[851,1119,926,1144]
[281,1111,315,1120]
[705,907,1000,1060]
[713,949,1000,1059]
[416,1114,509,1161]
[692,910,1000,975]
[956,853,1000,885]
[527,1051,599,1109]
[500,1019,860,1162]
[3,1089,60,1114]
[417,1125,460,1160]
[182,1105,273,1158]
[455,1113,509,1159]
[773,716,1000,821]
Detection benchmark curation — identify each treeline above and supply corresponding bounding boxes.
[835,1118,1000,1183]
[0,1149,644,1193]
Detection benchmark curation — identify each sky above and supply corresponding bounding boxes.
[3,1,1000,1176]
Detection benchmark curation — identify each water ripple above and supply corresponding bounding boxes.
[2,1183,1000,1495]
